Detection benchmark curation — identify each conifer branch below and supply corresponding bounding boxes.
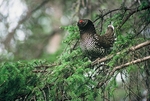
[92,40,150,65]
[110,55,150,75]
[94,4,150,25]
[96,55,150,88]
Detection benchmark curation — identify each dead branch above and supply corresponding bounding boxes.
[110,55,150,76]
[92,40,150,66]
[96,55,150,88]
[94,8,121,23]
[118,5,150,29]
[94,4,150,29]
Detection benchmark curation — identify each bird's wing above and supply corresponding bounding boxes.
[93,31,114,48]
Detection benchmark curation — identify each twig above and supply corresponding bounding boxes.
[128,0,138,8]
[129,40,150,51]
[134,22,150,37]
[118,5,150,29]
[70,40,79,52]
[96,55,150,88]
[35,64,57,69]
[92,40,150,65]
[32,70,47,73]
[93,4,150,29]
[39,88,47,101]
[94,8,121,23]
[110,55,150,76]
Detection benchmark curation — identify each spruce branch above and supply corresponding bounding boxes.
[92,40,150,66]
[96,55,150,88]
[94,4,150,29]
[118,4,150,29]
[110,55,150,76]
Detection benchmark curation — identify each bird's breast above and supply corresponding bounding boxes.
[80,33,105,59]
[80,34,94,52]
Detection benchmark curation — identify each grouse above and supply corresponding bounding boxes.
[77,19,114,60]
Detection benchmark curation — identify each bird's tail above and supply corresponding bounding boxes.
[108,25,114,31]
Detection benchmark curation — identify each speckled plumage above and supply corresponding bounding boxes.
[77,19,115,60]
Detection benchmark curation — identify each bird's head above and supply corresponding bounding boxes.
[77,19,96,34]
[77,19,89,28]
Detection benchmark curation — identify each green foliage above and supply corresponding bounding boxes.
[1,15,149,100]
[42,25,99,100]
[1,14,149,101]
[0,61,39,101]
[0,0,149,101]
[62,25,79,43]
[0,25,98,101]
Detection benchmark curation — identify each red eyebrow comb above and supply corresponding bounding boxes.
[79,19,83,23]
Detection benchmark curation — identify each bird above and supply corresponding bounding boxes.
[77,19,115,60]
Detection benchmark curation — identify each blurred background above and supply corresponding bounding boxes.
[0,0,142,62]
